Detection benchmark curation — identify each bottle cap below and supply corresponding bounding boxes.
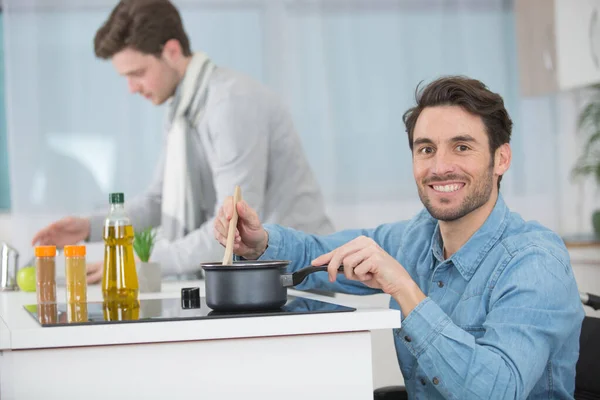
[64,245,86,257]
[109,193,124,204]
[181,287,201,309]
[35,245,56,257]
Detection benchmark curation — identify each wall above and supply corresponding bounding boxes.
[4,0,593,221]
[0,15,10,211]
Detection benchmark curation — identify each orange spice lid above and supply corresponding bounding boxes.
[64,245,86,257]
[35,245,56,257]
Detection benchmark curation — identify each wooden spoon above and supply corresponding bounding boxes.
[222,185,242,266]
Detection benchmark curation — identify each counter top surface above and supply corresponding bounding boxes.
[0,280,400,350]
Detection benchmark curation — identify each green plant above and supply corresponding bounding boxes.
[573,86,600,184]
[133,227,157,263]
[573,86,600,236]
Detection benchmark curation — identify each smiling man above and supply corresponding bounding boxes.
[214,76,584,399]
[31,0,333,282]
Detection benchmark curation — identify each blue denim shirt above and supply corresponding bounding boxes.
[260,195,584,399]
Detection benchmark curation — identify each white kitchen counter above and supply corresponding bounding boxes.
[0,281,399,350]
[0,280,401,400]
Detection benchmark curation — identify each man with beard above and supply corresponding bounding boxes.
[213,76,584,399]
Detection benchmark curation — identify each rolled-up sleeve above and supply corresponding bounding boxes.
[259,223,406,295]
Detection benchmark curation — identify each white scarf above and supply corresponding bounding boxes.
[161,52,215,240]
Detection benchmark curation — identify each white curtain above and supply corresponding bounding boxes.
[2,0,592,233]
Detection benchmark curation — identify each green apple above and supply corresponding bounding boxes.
[17,266,36,292]
[23,304,37,313]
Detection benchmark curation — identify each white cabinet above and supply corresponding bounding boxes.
[515,0,600,96]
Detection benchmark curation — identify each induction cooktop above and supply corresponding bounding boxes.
[23,295,356,327]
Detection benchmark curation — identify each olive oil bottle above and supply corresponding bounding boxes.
[102,298,140,322]
[102,193,139,303]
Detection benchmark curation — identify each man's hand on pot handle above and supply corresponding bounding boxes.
[311,235,426,317]
[214,197,268,260]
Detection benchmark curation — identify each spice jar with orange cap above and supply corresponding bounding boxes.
[35,245,56,304]
[64,245,87,304]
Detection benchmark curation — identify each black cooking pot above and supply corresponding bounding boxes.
[200,260,343,312]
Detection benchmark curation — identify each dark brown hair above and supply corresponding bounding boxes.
[402,76,513,188]
[94,0,191,59]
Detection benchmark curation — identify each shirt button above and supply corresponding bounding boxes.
[404,335,412,342]
[432,377,440,385]
[420,378,426,386]
[437,281,444,288]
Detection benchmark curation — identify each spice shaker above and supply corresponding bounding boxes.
[35,245,56,304]
[64,245,87,304]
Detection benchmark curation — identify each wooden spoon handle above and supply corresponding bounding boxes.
[222,185,242,265]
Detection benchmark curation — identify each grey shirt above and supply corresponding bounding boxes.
[88,66,334,275]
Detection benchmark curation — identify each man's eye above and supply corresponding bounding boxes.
[456,144,469,152]
[420,147,433,154]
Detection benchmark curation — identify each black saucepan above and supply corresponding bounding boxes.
[200,260,343,312]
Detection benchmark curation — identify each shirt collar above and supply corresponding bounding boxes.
[429,194,510,280]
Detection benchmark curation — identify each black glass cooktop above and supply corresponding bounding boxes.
[23,296,356,327]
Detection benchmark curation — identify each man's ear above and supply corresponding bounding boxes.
[161,39,182,65]
[494,143,511,178]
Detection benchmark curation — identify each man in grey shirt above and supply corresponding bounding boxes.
[31,0,333,283]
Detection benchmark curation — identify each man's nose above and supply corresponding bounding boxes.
[127,78,140,94]
[431,150,455,176]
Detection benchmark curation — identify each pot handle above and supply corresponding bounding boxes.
[281,265,345,288]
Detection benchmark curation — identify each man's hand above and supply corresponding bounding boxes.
[213,197,268,260]
[31,217,91,247]
[311,236,426,316]
[86,261,103,284]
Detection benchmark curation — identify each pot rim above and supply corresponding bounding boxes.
[201,260,291,271]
